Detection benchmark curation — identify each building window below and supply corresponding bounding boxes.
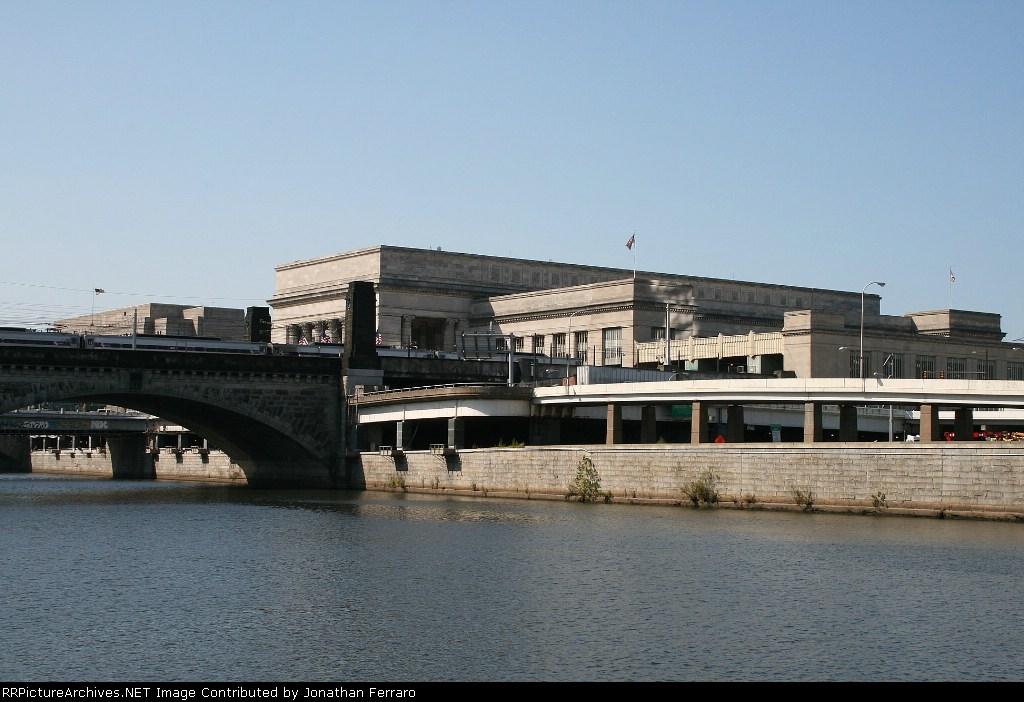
[602,328,622,366]
[651,327,668,341]
[974,357,995,379]
[514,336,525,352]
[1008,362,1024,381]
[916,356,936,379]
[552,333,567,358]
[573,331,588,361]
[532,334,545,355]
[882,353,904,379]
[849,354,861,379]
[946,357,967,379]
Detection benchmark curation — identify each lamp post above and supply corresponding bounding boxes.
[860,281,886,386]
[882,353,894,441]
[971,349,990,379]
[566,310,583,387]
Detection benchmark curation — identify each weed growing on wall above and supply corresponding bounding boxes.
[566,455,603,502]
[681,470,720,506]
[871,491,888,509]
[792,489,815,511]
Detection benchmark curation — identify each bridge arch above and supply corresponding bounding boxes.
[0,347,346,487]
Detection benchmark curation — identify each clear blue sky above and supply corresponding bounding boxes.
[2,0,1021,339]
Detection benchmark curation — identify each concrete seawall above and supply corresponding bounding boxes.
[350,443,1024,522]
[24,443,1024,522]
[29,448,247,484]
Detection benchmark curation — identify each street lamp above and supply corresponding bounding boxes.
[860,281,885,384]
[566,310,583,386]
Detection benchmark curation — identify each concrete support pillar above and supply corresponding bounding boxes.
[606,403,623,445]
[954,407,974,441]
[107,434,154,479]
[640,406,657,443]
[529,417,561,446]
[0,436,30,472]
[838,404,859,441]
[447,417,465,450]
[396,421,408,450]
[919,404,942,442]
[726,405,745,443]
[804,402,823,443]
[691,401,709,444]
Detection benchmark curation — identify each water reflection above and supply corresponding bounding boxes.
[1,473,1021,681]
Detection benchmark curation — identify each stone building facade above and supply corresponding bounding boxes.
[269,244,1021,380]
[270,245,871,364]
[54,303,247,341]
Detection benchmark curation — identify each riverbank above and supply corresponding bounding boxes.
[350,443,1024,523]
[22,442,1024,522]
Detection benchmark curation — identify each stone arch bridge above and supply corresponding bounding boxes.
[0,346,346,487]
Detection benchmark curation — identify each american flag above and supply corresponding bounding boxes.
[94,288,105,294]
[625,234,635,250]
[949,268,956,283]
[375,329,383,346]
[298,336,308,345]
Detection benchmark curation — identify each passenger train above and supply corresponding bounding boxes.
[0,328,344,357]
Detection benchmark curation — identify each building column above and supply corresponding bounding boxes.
[804,402,823,443]
[640,406,657,444]
[396,421,408,451]
[606,403,623,445]
[954,407,974,441]
[691,401,709,444]
[919,404,940,442]
[838,404,859,441]
[726,405,745,443]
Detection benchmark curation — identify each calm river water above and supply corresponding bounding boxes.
[1,472,1022,682]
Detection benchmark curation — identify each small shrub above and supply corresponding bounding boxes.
[742,493,758,506]
[566,455,602,502]
[388,474,406,491]
[431,477,441,490]
[496,438,526,448]
[792,489,814,511]
[871,491,888,509]
[681,470,720,506]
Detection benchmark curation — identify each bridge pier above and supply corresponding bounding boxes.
[0,435,30,472]
[640,406,657,443]
[804,402,823,442]
[691,401,710,444]
[448,418,465,450]
[919,404,942,442]
[954,407,974,441]
[838,404,858,441]
[107,435,155,479]
[606,403,623,444]
[396,421,409,452]
[726,405,745,442]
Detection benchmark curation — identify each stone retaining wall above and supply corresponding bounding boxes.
[351,443,1024,521]
[29,449,246,484]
